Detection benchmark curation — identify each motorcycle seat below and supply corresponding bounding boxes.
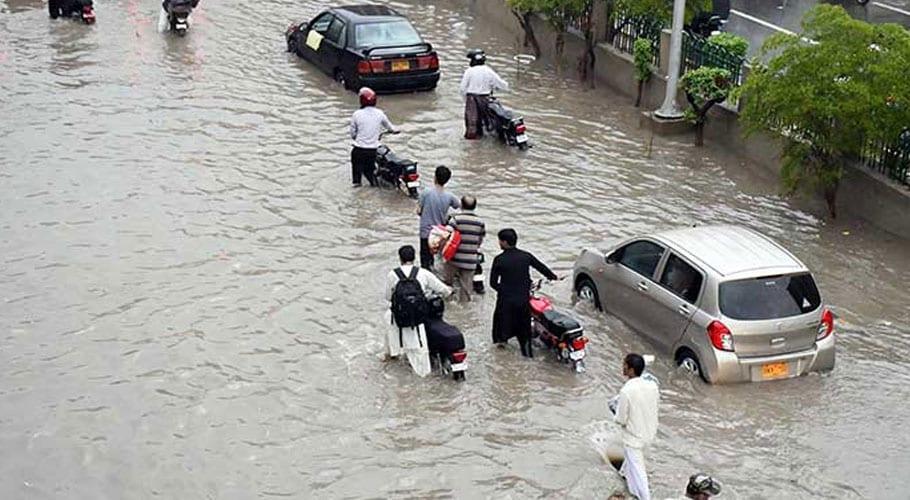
[425,319,466,354]
[384,151,416,168]
[540,309,582,338]
[487,101,514,121]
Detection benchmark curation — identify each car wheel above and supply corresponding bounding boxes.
[334,70,349,90]
[676,350,707,383]
[575,277,602,311]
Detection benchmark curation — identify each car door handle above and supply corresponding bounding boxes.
[677,304,690,316]
[637,281,649,292]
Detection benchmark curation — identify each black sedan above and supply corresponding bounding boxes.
[285,5,440,93]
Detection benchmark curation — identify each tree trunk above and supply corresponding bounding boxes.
[512,10,541,58]
[575,4,596,86]
[694,120,705,146]
[824,177,839,218]
[605,1,617,44]
[555,31,565,59]
[686,94,726,147]
[635,80,643,107]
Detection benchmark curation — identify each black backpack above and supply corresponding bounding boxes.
[391,267,429,328]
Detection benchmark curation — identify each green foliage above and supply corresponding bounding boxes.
[737,5,910,212]
[633,38,654,82]
[612,0,711,25]
[508,0,591,30]
[681,66,733,112]
[706,32,748,59]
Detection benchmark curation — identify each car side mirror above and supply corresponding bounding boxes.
[605,251,619,264]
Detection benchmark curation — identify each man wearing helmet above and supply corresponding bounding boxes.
[350,87,399,187]
[459,50,509,139]
[685,473,721,499]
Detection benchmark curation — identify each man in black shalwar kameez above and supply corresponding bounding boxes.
[490,228,558,357]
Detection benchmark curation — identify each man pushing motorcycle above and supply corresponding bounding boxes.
[489,228,559,358]
[459,49,509,139]
[350,87,399,187]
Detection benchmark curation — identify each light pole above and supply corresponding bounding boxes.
[655,0,686,119]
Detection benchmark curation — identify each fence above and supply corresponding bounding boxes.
[863,131,910,186]
[610,16,664,66]
[681,33,747,86]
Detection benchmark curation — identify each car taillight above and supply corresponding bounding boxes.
[370,60,389,73]
[416,54,439,70]
[452,351,467,363]
[817,308,834,340]
[707,320,734,352]
[514,123,527,134]
[358,60,388,74]
[571,337,587,351]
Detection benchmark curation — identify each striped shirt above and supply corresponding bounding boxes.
[447,210,485,270]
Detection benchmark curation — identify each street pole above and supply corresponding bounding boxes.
[655,0,686,119]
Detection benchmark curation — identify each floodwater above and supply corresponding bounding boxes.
[1,0,909,498]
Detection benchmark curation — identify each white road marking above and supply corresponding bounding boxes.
[873,2,910,17]
[730,9,797,35]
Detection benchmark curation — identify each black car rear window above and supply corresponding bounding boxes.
[719,273,821,320]
[354,20,422,48]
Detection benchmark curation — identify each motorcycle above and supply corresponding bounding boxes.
[530,280,588,373]
[484,95,530,150]
[687,0,729,37]
[50,0,95,24]
[164,0,198,37]
[375,133,420,198]
[425,296,467,381]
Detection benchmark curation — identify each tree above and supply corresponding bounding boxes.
[507,0,597,82]
[632,38,654,107]
[574,0,597,84]
[736,5,910,217]
[612,0,711,26]
[508,0,542,58]
[681,67,733,146]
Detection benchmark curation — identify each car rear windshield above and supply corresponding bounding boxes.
[354,20,422,48]
[719,273,821,320]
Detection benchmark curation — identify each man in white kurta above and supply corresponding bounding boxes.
[614,353,660,500]
[459,50,509,139]
[385,245,452,377]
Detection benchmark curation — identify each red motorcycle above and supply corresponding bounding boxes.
[529,280,588,373]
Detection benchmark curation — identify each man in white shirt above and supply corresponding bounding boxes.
[350,87,399,187]
[384,245,452,376]
[459,50,509,139]
[613,353,660,500]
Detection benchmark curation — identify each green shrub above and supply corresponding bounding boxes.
[706,32,748,59]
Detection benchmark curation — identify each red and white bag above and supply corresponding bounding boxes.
[442,228,462,262]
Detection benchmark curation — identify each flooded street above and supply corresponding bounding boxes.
[2,0,910,498]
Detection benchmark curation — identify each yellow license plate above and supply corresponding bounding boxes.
[761,362,789,379]
[391,59,410,72]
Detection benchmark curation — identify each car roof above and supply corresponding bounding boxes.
[330,5,404,23]
[651,225,806,278]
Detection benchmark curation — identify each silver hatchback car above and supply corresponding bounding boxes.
[573,225,835,383]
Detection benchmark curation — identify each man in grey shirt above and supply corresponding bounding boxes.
[417,166,460,269]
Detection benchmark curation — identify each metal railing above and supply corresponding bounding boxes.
[681,33,747,86]
[863,131,910,186]
[610,15,664,66]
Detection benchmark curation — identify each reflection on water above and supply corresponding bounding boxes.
[1,0,909,498]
